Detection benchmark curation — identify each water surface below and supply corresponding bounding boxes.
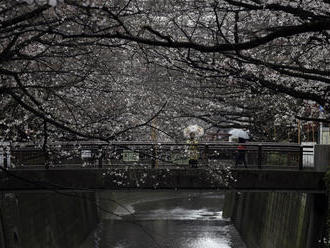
[80,191,246,248]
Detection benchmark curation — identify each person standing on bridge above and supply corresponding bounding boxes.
[235,138,247,168]
[186,132,199,168]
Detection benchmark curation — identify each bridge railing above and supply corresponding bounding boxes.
[205,142,306,169]
[3,141,315,170]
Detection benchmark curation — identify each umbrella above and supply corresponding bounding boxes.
[229,129,249,140]
[183,125,204,138]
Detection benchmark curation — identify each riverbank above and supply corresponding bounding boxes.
[0,192,98,248]
[223,192,327,248]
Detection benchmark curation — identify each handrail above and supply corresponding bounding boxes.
[9,141,302,147]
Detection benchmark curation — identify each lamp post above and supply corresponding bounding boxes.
[319,105,324,144]
[298,120,301,144]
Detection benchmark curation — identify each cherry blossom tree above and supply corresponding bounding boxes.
[0,1,168,143]
[1,0,330,144]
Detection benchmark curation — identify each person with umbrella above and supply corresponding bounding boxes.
[184,125,204,168]
[186,132,199,168]
[229,129,249,168]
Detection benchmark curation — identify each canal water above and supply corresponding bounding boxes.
[80,191,246,248]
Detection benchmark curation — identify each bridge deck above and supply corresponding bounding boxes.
[0,167,325,193]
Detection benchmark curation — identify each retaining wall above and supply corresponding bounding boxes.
[223,192,327,248]
[0,192,98,248]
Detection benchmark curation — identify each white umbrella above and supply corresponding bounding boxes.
[183,125,204,138]
[229,129,249,139]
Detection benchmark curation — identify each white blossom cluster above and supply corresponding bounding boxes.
[18,0,63,7]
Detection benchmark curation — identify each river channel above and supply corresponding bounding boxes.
[80,191,246,248]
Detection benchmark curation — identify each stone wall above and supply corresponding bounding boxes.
[0,192,98,248]
[223,192,327,248]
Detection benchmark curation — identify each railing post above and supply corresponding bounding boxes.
[258,145,262,169]
[6,146,10,168]
[299,145,303,170]
[44,148,50,169]
[151,144,158,168]
[0,146,4,169]
[98,145,103,168]
[4,149,7,169]
[151,145,155,168]
[204,144,209,166]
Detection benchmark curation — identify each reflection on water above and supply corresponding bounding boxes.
[80,191,246,248]
[132,207,224,220]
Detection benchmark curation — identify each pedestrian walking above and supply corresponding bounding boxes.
[235,137,247,168]
[186,132,199,168]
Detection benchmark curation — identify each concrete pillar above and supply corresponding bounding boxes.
[314,145,330,171]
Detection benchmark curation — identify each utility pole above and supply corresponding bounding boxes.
[151,119,158,168]
[320,122,323,144]
[298,120,301,144]
[319,105,324,144]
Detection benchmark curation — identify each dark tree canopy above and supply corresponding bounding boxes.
[1,0,329,142]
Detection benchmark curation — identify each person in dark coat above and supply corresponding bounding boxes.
[235,137,247,168]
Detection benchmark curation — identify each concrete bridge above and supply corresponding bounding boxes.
[0,142,328,193]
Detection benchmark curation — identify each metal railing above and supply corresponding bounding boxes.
[0,141,314,170]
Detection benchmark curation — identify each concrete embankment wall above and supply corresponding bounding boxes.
[223,192,327,248]
[0,192,98,248]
